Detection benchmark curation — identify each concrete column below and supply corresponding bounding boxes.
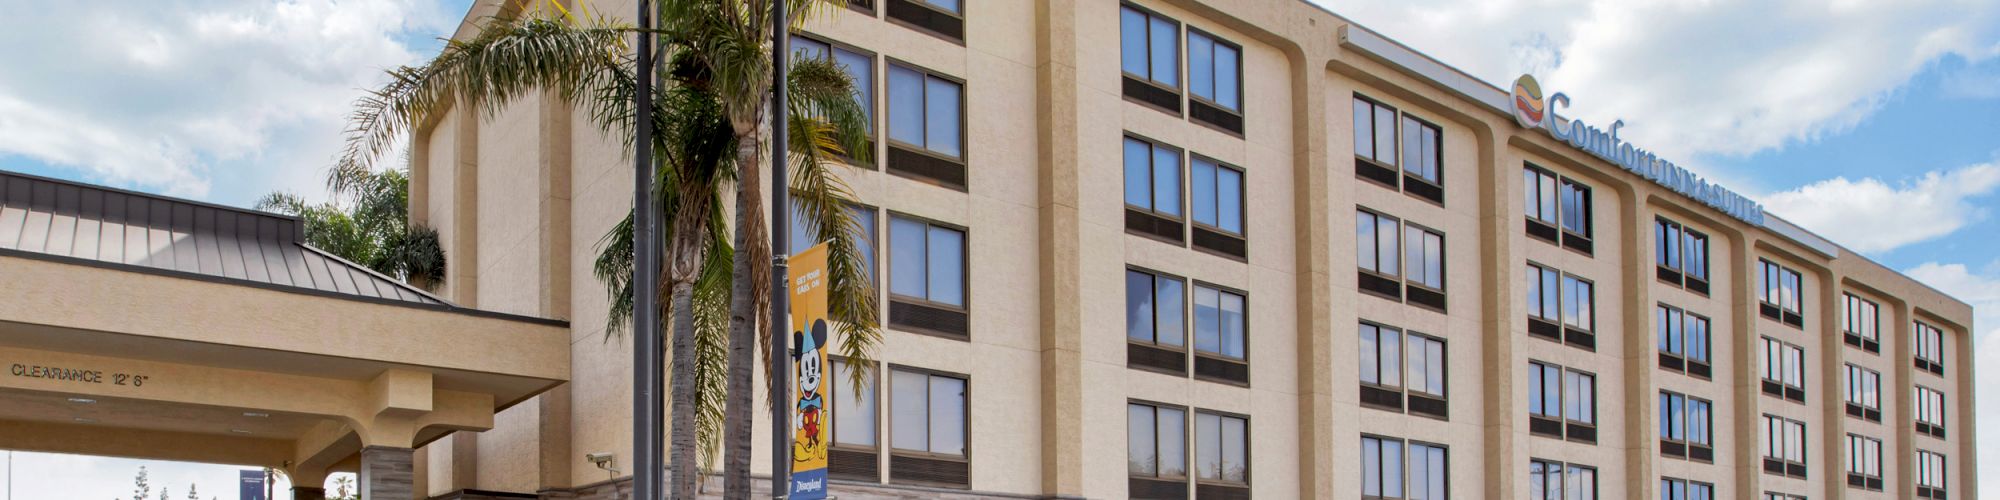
[291,487,327,500]
[361,446,416,500]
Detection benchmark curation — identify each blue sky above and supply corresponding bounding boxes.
[0,0,1995,498]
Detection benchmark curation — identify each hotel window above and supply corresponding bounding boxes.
[1401,116,1443,200]
[1522,165,1594,253]
[1761,414,1807,479]
[1844,364,1881,422]
[1356,209,1401,299]
[1661,478,1714,500]
[788,201,877,279]
[1760,337,1806,403]
[1186,28,1244,134]
[829,359,879,481]
[885,62,965,189]
[1120,4,1182,113]
[1126,268,1186,374]
[1124,136,1185,243]
[792,35,876,159]
[1194,411,1250,496]
[1842,293,1880,353]
[888,214,968,339]
[1359,322,1448,419]
[1361,436,1448,500]
[1845,434,1883,491]
[885,0,962,43]
[1192,283,1249,385]
[1528,361,1596,443]
[1565,273,1596,349]
[1658,391,1714,461]
[1654,218,1710,294]
[1915,321,1945,375]
[1525,263,1592,350]
[1189,155,1247,258]
[1354,95,1446,204]
[1762,493,1805,500]
[1528,459,1596,500]
[1758,259,1804,327]
[1656,305,1712,377]
[1404,223,1447,310]
[1916,450,1947,499]
[1127,402,1189,497]
[889,367,967,488]
[1915,386,1946,439]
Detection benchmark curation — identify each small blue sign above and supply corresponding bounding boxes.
[239,470,266,500]
[788,468,828,500]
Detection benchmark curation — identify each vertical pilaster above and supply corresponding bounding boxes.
[1033,0,1084,495]
[361,446,416,500]
[1816,270,1845,500]
[1620,189,1656,500]
[1476,124,1518,499]
[1730,236,1762,500]
[1891,300,1917,499]
[1290,47,1334,500]
[451,104,480,307]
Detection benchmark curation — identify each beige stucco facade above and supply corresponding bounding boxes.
[1,0,1963,499]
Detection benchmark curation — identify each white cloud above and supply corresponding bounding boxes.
[1903,261,2000,497]
[1311,0,2000,162]
[0,0,461,201]
[1759,163,2000,254]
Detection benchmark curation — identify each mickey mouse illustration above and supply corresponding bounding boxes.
[793,318,829,456]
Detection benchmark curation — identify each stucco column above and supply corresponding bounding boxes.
[291,487,327,500]
[360,446,416,500]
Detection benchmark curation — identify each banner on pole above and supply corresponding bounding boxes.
[788,243,831,500]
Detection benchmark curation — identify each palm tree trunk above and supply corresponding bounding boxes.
[668,189,713,499]
[667,276,699,497]
[723,132,769,499]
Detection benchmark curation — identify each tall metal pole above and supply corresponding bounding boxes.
[767,0,793,496]
[632,0,664,499]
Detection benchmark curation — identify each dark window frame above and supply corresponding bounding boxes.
[1844,363,1881,422]
[883,58,968,190]
[1761,413,1808,479]
[1352,94,1448,205]
[1184,26,1245,135]
[1119,2,1184,115]
[1126,399,1191,482]
[1916,450,1948,499]
[885,364,971,488]
[791,32,881,169]
[885,212,970,340]
[1845,433,1884,491]
[1757,258,1805,327]
[1190,280,1251,386]
[1915,385,1947,439]
[1192,408,1252,491]
[1656,304,1712,377]
[1188,153,1248,239]
[1360,435,1450,500]
[1125,266,1189,375]
[1760,336,1807,403]
[885,0,966,44]
[1528,459,1597,500]
[1527,360,1596,443]
[1844,292,1882,353]
[1914,321,1946,374]
[1654,217,1710,294]
[1357,321,1448,420]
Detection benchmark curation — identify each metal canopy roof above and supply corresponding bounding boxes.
[0,170,446,306]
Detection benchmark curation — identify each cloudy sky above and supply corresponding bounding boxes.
[0,0,1997,497]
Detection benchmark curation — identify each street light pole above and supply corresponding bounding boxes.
[768,0,793,496]
[631,0,664,499]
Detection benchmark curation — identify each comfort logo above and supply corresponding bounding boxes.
[1511,74,1545,129]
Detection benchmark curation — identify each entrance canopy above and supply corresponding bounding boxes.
[0,171,569,497]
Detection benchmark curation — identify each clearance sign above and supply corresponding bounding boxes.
[788,243,832,500]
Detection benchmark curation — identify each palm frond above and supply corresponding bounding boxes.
[334,13,633,195]
[690,206,735,474]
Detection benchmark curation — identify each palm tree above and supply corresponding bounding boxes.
[333,1,879,496]
[259,167,446,289]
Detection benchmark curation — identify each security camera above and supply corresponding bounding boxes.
[586,452,619,475]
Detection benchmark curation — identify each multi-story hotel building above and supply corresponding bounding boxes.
[0,0,1976,499]
[393,0,1978,498]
